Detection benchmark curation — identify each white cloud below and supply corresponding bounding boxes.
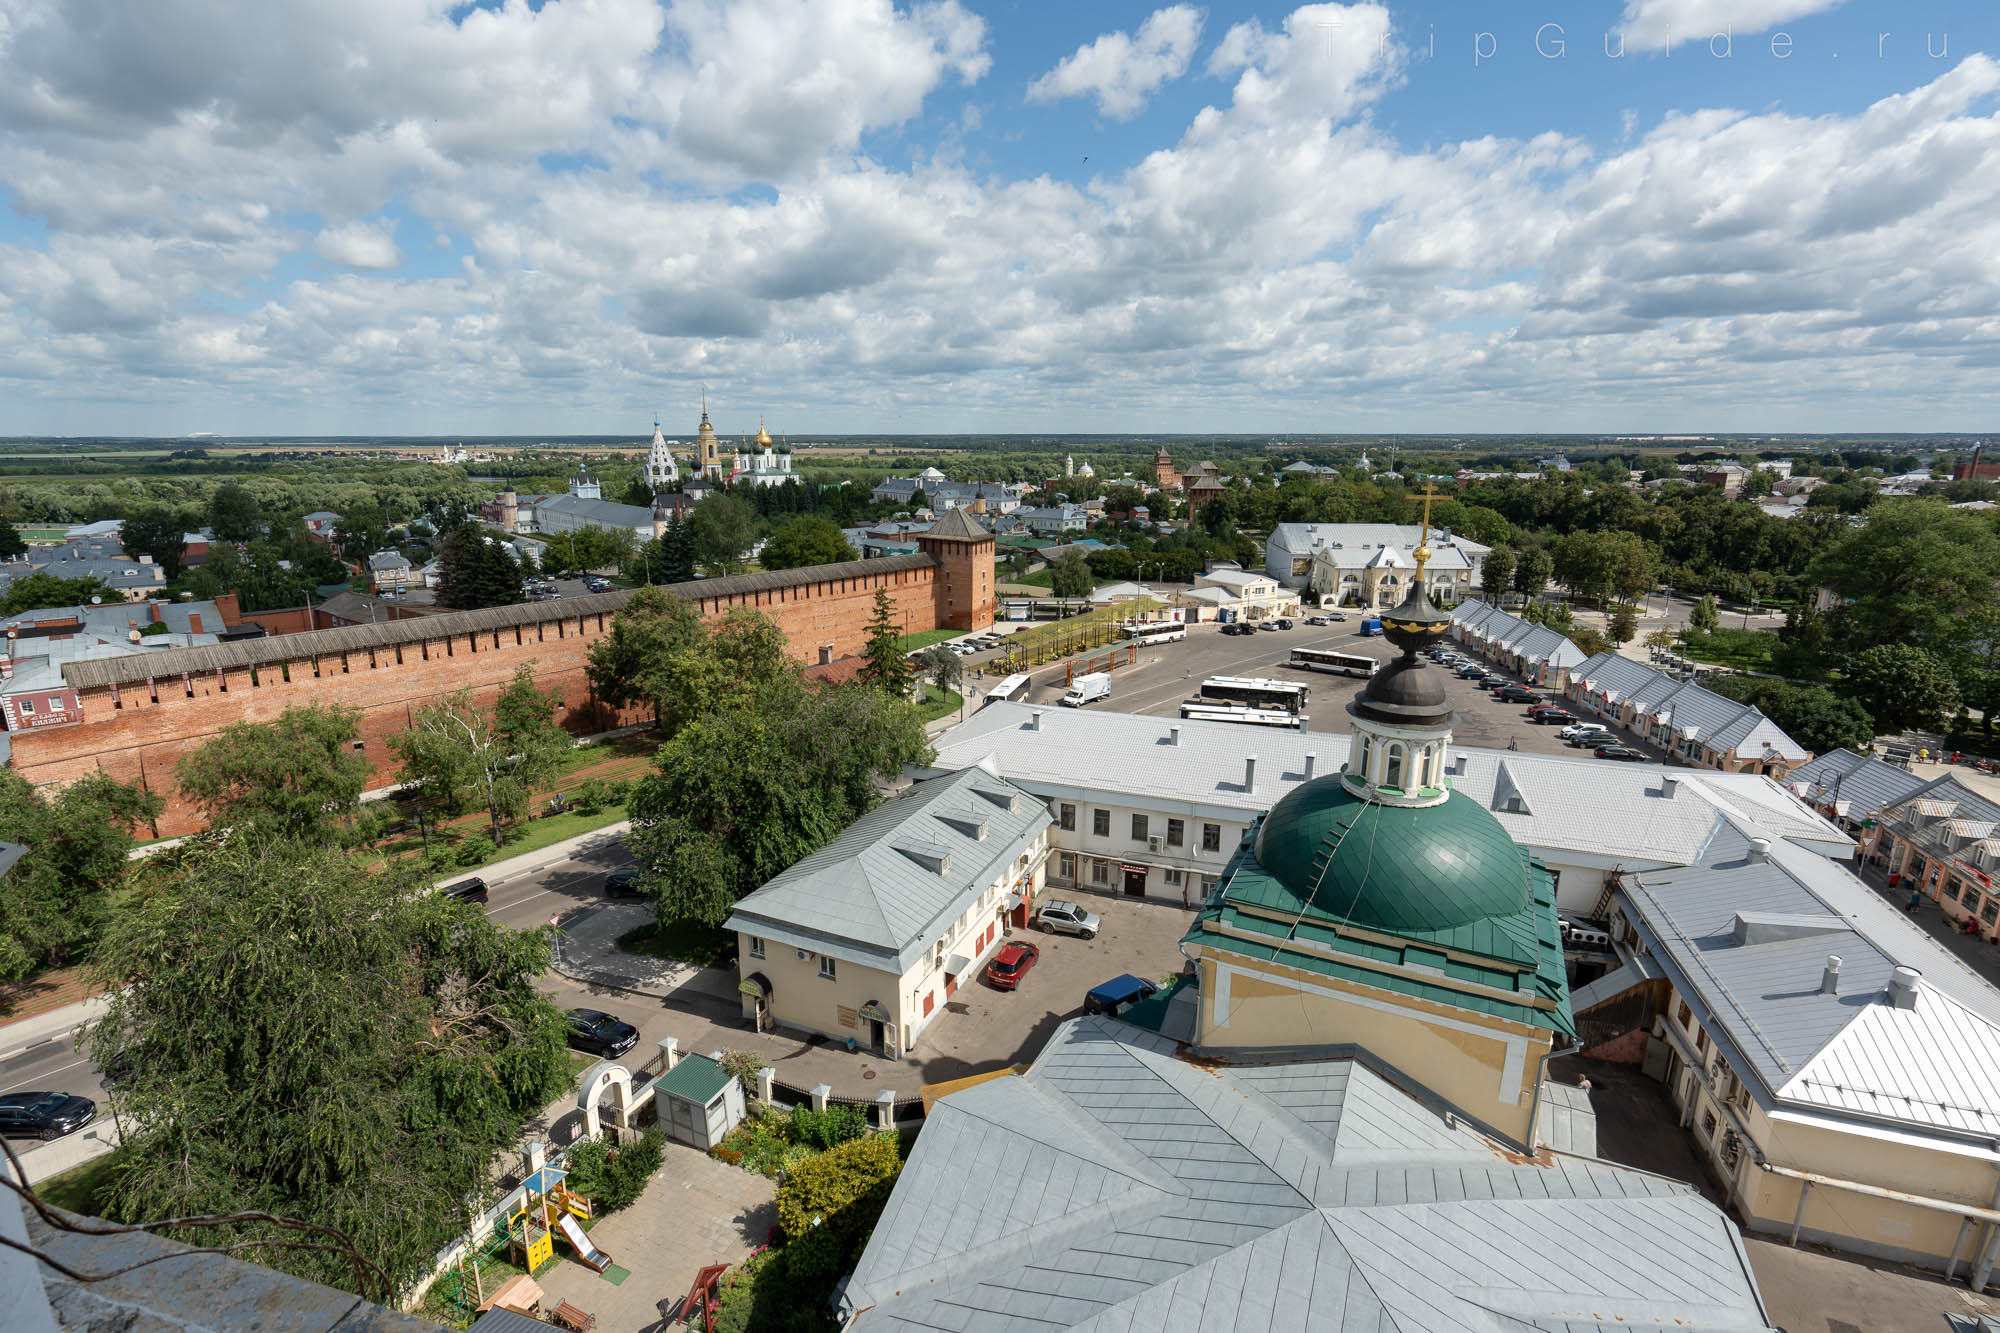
[1614,0,1846,53]
[313,220,403,271]
[1026,5,1204,120]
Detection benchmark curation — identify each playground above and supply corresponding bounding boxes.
[431,1162,619,1329]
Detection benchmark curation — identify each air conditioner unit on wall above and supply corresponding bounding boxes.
[797,948,812,961]
[1148,836,1163,853]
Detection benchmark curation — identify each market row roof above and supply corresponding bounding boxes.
[725,767,1048,975]
[929,703,1847,868]
[1569,652,1807,761]
[843,1015,1777,1331]
[1783,747,1929,820]
[1449,599,1587,672]
[1617,814,2000,1149]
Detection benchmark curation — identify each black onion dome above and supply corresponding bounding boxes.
[1353,582,1454,728]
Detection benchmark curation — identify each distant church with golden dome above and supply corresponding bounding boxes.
[732,417,798,489]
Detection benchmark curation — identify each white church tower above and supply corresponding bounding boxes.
[644,418,679,489]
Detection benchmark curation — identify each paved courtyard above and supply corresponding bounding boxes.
[531,1145,776,1333]
[1553,1055,2000,1333]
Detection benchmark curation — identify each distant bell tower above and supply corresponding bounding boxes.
[916,506,996,632]
[695,389,724,479]
[645,417,678,489]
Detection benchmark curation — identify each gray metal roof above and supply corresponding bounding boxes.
[1621,826,2000,1141]
[1784,748,1928,819]
[845,1016,1774,1331]
[1571,654,1806,760]
[529,492,655,529]
[724,768,1049,973]
[60,553,937,689]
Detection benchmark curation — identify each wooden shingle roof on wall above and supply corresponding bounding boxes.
[62,552,938,690]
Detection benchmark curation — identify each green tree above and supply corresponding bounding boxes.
[119,507,190,579]
[174,705,370,839]
[333,501,388,561]
[689,493,757,574]
[391,678,560,843]
[588,590,799,736]
[207,482,264,542]
[760,516,857,571]
[660,514,697,583]
[1512,547,1552,602]
[87,836,570,1297]
[1689,593,1720,635]
[1811,499,2000,648]
[0,571,117,615]
[1840,644,1961,735]
[918,643,962,696]
[0,771,161,979]
[1607,602,1638,646]
[0,524,24,559]
[435,526,520,610]
[1048,549,1094,598]
[1710,676,1876,755]
[1479,546,1514,602]
[856,589,912,694]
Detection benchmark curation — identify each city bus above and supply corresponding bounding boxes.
[1198,676,1311,714]
[981,673,1032,708]
[1179,702,1308,730]
[1126,620,1188,646]
[1288,647,1378,679]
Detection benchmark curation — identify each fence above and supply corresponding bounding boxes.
[996,598,1164,668]
[768,1074,927,1127]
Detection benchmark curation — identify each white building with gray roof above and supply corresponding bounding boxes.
[1595,816,2000,1283]
[1564,652,1808,776]
[1265,522,1490,607]
[724,767,1051,1058]
[843,1013,1779,1331]
[1450,598,1588,687]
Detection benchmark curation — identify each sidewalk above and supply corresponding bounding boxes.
[1856,861,2000,991]
[16,1116,121,1186]
[550,902,737,1008]
[0,994,109,1062]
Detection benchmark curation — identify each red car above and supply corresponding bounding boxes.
[984,942,1040,990]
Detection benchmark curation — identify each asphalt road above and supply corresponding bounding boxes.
[0,837,645,1140]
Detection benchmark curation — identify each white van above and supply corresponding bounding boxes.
[1060,672,1112,707]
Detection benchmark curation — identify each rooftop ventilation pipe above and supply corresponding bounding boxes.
[1304,753,1317,780]
[1029,710,1043,732]
[1245,755,1258,793]
[1888,965,1922,1010]
[1820,955,1841,996]
[1661,775,1679,798]
[1168,726,1181,747]
[1747,837,1772,864]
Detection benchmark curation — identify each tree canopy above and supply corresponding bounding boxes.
[434,525,521,610]
[1811,499,2000,649]
[87,836,570,1297]
[1840,644,1962,735]
[174,704,370,839]
[587,588,799,735]
[689,493,757,574]
[0,771,160,979]
[391,667,569,842]
[856,589,912,694]
[760,515,857,571]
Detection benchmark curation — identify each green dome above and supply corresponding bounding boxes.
[1251,777,1531,935]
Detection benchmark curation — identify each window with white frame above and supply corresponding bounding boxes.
[818,955,837,980]
[1165,869,1182,886]
[1092,859,1110,884]
[1058,852,1076,880]
[17,699,33,715]
[1202,823,1222,852]
[748,936,765,959]
[1166,818,1185,847]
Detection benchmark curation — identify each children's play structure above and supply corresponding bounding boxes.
[507,1165,605,1275]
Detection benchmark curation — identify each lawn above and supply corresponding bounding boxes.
[896,628,959,652]
[912,688,965,724]
[1677,628,1778,673]
[35,1151,121,1216]
[616,917,735,968]
[465,806,629,869]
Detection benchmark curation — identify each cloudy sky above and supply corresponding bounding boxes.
[1,0,1997,437]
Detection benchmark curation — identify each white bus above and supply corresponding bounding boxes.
[1199,676,1311,714]
[1288,647,1378,679]
[1127,620,1187,646]
[981,673,1032,708]
[1179,702,1308,730]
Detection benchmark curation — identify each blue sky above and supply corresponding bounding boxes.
[1,0,1998,436]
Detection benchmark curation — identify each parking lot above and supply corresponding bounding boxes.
[901,892,1196,1086]
[968,616,1658,762]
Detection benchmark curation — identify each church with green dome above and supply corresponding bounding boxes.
[1178,517,1574,1148]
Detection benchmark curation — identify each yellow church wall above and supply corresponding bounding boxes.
[1194,952,1552,1146]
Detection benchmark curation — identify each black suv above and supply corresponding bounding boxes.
[442,877,489,904]
[566,1008,639,1059]
[0,1091,96,1141]
[605,867,644,898]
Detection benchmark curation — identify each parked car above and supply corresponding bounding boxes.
[1494,686,1538,704]
[1455,664,1490,679]
[1035,900,1101,939]
[1532,708,1578,725]
[1306,615,1328,626]
[565,1008,639,1059]
[1557,721,1603,740]
[441,877,489,904]
[983,942,1041,990]
[1594,744,1646,761]
[1222,622,1255,636]
[1256,620,1278,632]
[1276,618,1296,630]
[604,866,644,898]
[0,1091,96,1141]
[1526,702,1568,718]
[1329,610,1349,621]
[1084,974,1160,1017]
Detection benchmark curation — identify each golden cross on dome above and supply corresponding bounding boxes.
[1413,482,1442,577]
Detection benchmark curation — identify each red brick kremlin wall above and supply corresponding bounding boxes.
[11,549,990,837]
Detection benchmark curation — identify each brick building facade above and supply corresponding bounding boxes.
[12,541,992,837]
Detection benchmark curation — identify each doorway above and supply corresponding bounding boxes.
[868,1018,885,1052]
[1123,865,1148,897]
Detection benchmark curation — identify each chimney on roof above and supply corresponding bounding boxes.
[1028,710,1044,732]
[1245,755,1258,792]
[1305,752,1317,779]
[1747,837,1771,864]
[1660,775,1679,798]
[187,612,203,635]
[149,602,162,624]
[1820,955,1842,995]
[1168,726,1180,747]
[1888,965,1921,1010]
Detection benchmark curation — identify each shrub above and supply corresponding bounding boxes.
[563,1129,664,1212]
[710,1145,743,1166]
[453,832,494,867]
[776,1132,902,1242]
[717,1049,768,1099]
[791,1103,868,1151]
[570,777,628,815]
